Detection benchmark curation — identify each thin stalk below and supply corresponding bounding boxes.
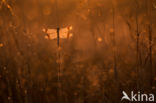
[112,1,118,80]
[134,0,141,89]
[55,0,62,102]
[147,0,153,86]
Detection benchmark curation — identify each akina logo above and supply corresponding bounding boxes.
[121,91,155,102]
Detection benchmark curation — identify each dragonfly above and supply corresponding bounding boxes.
[42,26,73,40]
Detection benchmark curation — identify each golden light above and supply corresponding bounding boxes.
[47,29,57,34]
[44,35,49,39]
[60,28,69,39]
[97,37,102,42]
[42,28,46,32]
[69,26,72,30]
[69,33,73,38]
[49,33,57,40]
[0,43,3,47]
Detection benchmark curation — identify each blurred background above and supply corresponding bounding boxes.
[0,0,156,103]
